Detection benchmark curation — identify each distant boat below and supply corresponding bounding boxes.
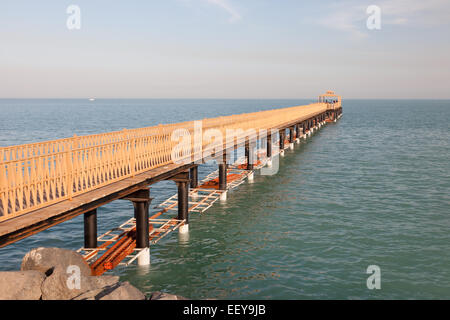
[89,98,95,101]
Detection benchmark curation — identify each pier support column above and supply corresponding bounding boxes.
[279,129,285,156]
[190,166,198,189]
[245,140,254,171]
[190,165,198,198]
[219,152,227,200]
[84,209,97,249]
[123,188,152,266]
[266,134,272,167]
[295,124,300,143]
[245,140,255,181]
[289,126,295,150]
[167,171,190,234]
[177,181,189,233]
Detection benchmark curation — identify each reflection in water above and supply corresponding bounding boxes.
[178,231,190,245]
[136,264,151,276]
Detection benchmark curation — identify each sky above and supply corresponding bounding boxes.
[1,0,449,99]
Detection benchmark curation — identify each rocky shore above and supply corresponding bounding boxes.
[0,247,188,300]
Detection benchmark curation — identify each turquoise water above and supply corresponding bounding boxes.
[0,99,449,299]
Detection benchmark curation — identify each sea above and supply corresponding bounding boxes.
[0,99,449,299]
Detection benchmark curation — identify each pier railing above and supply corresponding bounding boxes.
[0,102,328,221]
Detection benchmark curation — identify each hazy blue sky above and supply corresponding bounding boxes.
[1,0,449,99]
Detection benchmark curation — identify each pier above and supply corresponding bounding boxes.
[0,91,342,273]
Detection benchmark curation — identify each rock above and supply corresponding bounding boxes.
[21,247,91,276]
[73,282,146,300]
[71,288,104,300]
[98,282,146,300]
[0,270,46,300]
[41,266,119,300]
[150,291,188,300]
[16,247,146,300]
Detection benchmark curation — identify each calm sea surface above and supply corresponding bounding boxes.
[0,99,449,299]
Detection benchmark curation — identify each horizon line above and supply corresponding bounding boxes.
[1,97,450,100]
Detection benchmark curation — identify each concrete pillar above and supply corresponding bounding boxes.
[84,209,97,249]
